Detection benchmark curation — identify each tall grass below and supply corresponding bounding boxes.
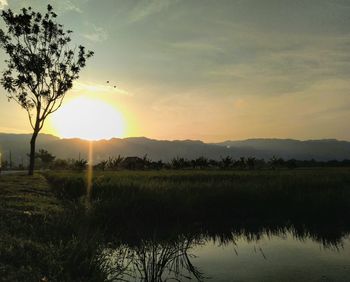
[44,169,350,280]
[45,169,350,228]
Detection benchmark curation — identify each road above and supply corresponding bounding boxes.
[0,170,25,175]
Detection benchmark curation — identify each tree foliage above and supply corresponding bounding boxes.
[0,5,93,130]
[35,149,55,167]
[0,5,93,175]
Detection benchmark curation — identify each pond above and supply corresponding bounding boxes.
[99,226,350,282]
[194,232,350,282]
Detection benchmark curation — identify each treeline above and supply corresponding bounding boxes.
[2,149,350,170]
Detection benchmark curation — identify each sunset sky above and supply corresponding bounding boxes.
[0,0,350,142]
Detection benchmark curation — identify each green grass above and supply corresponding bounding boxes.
[45,168,350,230]
[0,174,106,282]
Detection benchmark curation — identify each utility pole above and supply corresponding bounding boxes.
[9,150,12,170]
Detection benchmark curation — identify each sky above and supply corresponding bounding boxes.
[0,0,350,142]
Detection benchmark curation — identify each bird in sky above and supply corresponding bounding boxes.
[106,80,117,89]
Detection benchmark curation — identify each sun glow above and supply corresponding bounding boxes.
[51,97,125,140]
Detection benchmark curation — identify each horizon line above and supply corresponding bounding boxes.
[0,132,348,143]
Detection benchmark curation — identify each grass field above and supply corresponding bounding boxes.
[46,168,350,224]
[0,174,106,281]
[1,168,350,281]
[44,168,350,246]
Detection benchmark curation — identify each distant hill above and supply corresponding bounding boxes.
[0,133,350,165]
[214,138,350,161]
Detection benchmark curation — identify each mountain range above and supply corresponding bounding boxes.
[1,133,350,165]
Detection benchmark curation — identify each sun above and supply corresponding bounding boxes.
[51,97,125,140]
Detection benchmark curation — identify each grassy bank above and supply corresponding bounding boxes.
[0,174,106,282]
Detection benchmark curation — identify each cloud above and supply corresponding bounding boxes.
[0,0,8,10]
[73,81,130,96]
[169,40,224,54]
[128,0,177,23]
[204,33,350,96]
[61,0,83,13]
[0,126,26,133]
[82,25,108,42]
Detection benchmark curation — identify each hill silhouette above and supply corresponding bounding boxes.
[1,133,350,165]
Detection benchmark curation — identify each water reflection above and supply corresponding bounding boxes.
[98,222,350,281]
[100,235,205,281]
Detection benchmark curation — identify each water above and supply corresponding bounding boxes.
[100,228,350,282]
[193,233,350,282]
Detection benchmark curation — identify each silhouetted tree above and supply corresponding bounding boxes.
[246,157,256,170]
[52,158,69,170]
[149,160,164,170]
[72,159,87,171]
[341,159,350,167]
[232,157,246,169]
[193,156,209,169]
[35,149,55,168]
[107,155,124,170]
[171,157,189,169]
[142,154,152,169]
[208,159,219,168]
[120,156,145,170]
[220,156,233,169]
[95,160,108,171]
[0,5,93,175]
[269,156,285,169]
[286,159,297,169]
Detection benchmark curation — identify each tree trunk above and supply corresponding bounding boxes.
[28,130,39,176]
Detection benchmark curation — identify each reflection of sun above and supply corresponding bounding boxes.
[51,97,125,140]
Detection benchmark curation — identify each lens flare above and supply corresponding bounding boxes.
[86,141,93,209]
